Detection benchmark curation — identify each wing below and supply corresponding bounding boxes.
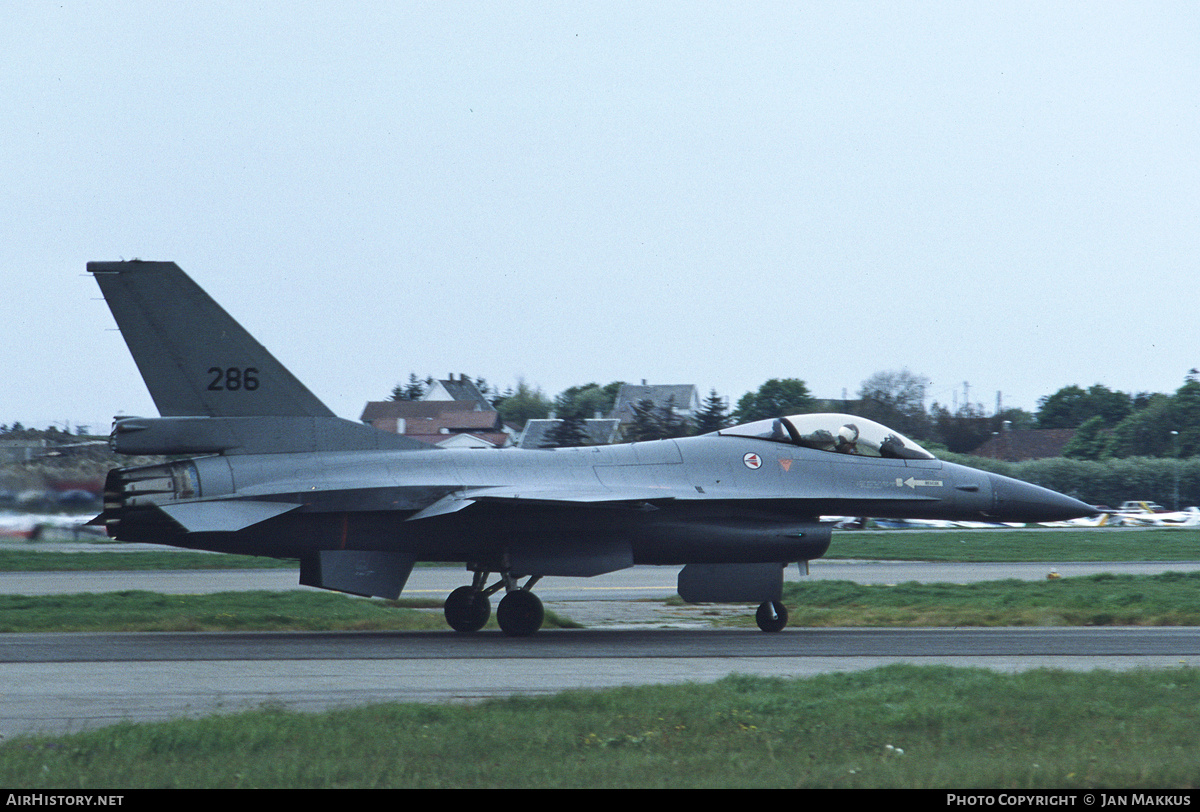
[405,486,677,521]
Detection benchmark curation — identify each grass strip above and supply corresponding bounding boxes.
[3,572,1197,632]
[3,665,1199,788]
[778,570,1200,627]
[827,528,1200,562]
[0,590,579,633]
[0,549,294,571]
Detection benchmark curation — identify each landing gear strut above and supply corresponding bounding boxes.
[755,600,788,633]
[444,570,545,636]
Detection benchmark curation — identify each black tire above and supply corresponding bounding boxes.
[496,590,544,637]
[755,600,788,633]
[444,586,491,633]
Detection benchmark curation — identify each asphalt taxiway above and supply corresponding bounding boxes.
[4,560,1200,737]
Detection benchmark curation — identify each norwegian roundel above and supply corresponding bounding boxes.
[743,452,762,470]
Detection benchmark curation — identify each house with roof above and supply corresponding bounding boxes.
[360,375,512,448]
[422,374,493,410]
[609,382,701,427]
[402,410,512,449]
[516,418,621,449]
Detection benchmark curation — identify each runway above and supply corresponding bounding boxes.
[6,626,1200,738]
[4,561,1200,737]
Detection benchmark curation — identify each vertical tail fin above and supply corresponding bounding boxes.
[89,261,333,418]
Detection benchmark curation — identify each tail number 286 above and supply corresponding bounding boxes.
[207,367,260,391]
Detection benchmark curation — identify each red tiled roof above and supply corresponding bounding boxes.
[360,400,481,421]
[970,429,1077,461]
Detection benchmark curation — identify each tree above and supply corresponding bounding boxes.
[1086,383,1135,426]
[541,410,591,448]
[496,379,552,429]
[1102,395,1172,458]
[1105,374,1200,458]
[994,407,1037,432]
[1035,385,1086,429]
[856,369,931,439]
[390,373,429,401]
[1171,372,1200,457]
[1062,415,1109,460]
[930,401,993,454]
[1036,384,1132,429]
[623,396,690,442]
[625,398,662,442]
[693,389,730,434]
[554,382,624,419]
[540,392,595,448]
[658,395,689,438]
[731,379,814,423]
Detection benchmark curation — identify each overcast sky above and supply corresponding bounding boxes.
[4,2,1197,433]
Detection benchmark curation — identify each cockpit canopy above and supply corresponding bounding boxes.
[719,413,935,460]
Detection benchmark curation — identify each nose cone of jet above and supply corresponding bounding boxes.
[987,473,1096,523]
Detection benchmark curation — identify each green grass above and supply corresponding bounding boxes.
[827,528,1200,562]
[0,590,580,633]
[0,549,294,571]
[4,571,1198,632]
[776,570,1200,627]
[4,665,1199,788]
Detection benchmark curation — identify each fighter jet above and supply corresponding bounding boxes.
[88,261,1095,636]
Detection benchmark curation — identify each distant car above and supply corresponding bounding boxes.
[56,489,99,505]
[1117,501,1166,513]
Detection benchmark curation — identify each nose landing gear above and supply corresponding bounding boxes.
[755,600,788,633]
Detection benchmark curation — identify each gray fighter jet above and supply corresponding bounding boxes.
[88,261,1094,635]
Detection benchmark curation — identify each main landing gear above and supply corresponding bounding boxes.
[444,570,545,637]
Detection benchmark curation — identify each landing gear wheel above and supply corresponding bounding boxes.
[444,586,491,633]
[496,590,544,637]
[756,600,788,633]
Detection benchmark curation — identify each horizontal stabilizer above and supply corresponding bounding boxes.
[159,500,301,533]
[110,415,430,455]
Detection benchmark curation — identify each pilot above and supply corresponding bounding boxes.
[879,434,906,459]
[835,423,860,454]
[806,428,836,451]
